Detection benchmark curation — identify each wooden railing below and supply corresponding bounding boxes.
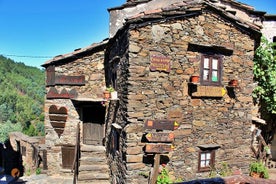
[72,122,80,184]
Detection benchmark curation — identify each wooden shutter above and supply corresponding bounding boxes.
[61,146,75,169]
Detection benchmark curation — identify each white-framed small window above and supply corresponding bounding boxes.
[198,150,215,172]
[201,55,222,86]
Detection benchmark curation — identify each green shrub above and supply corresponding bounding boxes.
[249,161,269,179]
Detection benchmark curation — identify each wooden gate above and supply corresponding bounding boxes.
[82,105,105,145]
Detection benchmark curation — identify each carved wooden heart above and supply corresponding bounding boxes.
[49,105,68,137]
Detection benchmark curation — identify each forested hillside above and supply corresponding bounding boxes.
[0,55,45,142]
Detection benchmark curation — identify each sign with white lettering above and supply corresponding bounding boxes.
[150,52,171,73]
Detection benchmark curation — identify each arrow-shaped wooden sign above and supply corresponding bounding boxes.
[145,132,174,143]
[145,143,174,153]
[145,120,179,130]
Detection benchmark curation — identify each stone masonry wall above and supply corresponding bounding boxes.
[122,11,257,182]
[45,50,106,176]
[105,28,131,184]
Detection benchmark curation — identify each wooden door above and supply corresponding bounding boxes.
[82,105,105,145]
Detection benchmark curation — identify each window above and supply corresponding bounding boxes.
[201,55,222,86]
[198,150,215,172]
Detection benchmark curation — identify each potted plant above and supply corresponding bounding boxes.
[228,79,238,87]
[104,86,117,99]
[264,146,271,155]
[190,75,200,83]
[249,161,269,179]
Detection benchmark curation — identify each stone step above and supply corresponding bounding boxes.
[78,172,110,181]
[80,156,106,163]
[79,164,109,172]
[80,145,106,153]
[77,180,110,184]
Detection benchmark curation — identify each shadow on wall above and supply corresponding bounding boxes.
[0,140,24,178]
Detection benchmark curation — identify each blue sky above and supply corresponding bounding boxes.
[0,0,275,69]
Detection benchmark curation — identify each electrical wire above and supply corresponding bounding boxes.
[1,54,53,59]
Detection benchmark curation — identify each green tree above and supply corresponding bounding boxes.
[0,55,45,136]
[0,121,22,142]
[253,37,276,114]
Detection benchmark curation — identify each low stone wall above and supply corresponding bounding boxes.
[9,132,46,175]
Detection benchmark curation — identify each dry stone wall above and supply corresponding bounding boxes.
[114,11,258,182]
[45,50,106,175]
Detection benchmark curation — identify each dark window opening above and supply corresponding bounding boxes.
[200,55,222,86]
[111,128,120,155]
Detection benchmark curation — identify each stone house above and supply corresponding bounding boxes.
[41,0,274,183]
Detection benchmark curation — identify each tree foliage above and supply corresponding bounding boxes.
[0,55,45,141]
[253,37,276,114]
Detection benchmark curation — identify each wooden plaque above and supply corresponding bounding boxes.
[150,53,171,73]
[145,132,174,143]
[145,120,179,130]
[145,143,174,153]
[55,75,85,86]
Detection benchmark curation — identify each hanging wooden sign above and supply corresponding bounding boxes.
[145,143,174,153]
[145,120,179,130]
[145,132,174,143]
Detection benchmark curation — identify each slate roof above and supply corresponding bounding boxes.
[123,0,262,33]
[42,39,108,67]
[43,0,263,67]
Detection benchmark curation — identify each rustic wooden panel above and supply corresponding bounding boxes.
[46,66,55,86]
[55,75,85,86]
[150,52,171,73]
[47,87,78,99]
[83,122,104,145]
[145,120,179,130]
[49,115,67,121]
[49,105,67,114]
[145,132,174,143]
[145,143,173,153]
[61,146,75,169]
[191,85,225,97]
[50,121,66,128]
[55,128,65,137]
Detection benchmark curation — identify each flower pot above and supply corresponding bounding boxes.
[190,76,200,83]
[250,172,261,178]
[111,91,118,99]
[229,79,238,87]
[103,91,111,99]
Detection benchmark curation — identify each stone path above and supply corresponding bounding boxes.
[15,174,73,184]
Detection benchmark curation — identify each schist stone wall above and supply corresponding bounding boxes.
[106,10,259,182]
[44,49,106,175]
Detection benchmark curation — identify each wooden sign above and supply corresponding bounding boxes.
[46,87,78,99]
[150,52,171,73]
[55,75,85,86]
[191,86,226,97]
[145,132,174,143]
[145,120,179,130]
[145,143,174,153]
[46,66,55,86]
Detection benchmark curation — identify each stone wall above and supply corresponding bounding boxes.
[44,49,106,176]
[262,19,276,42]
[108,11,258,182]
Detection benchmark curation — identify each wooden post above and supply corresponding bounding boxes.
[150,154,160,184]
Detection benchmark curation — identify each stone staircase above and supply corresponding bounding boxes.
[77,144,110,184]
